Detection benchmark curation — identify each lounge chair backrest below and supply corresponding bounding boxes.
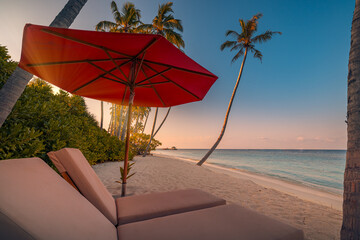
[0,158,117,240]
[47,148,117,225]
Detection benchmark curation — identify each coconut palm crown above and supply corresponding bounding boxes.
[220,13,281,63]
[138,2,184,49]
[95,1,141,33]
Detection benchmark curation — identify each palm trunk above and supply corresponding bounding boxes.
[0,0,87,128]
[197,48,248,166]
[133,111,141,134]
[153,107,171,137]
[142,107,158,157]
[341,0,360,238]
[114,104,117,136]
[116,106,124,138]
[100,101,104,129]
[121,109,129,141]
[141,109,150,134]
[108,104,114,133]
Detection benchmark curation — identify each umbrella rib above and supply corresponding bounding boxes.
[26,57,131,67]
[41,29,133,58]
[121,86,128,105]
[133,53,146,85]
[101,76,127,85]
[141,68,166,107]
[104,50,130,82]
[72,65,122,93]
[87,62,128,85]
[135,68,172,86]
[143,63,201,100]
[138,81,170,87]
[134,38,158,59]
[143,59,215,78]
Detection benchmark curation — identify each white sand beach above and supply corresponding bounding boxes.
[93,154,342,240]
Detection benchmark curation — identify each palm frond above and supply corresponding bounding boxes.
[230,44,244,53]
[137,24,155,34]
[249,47,263,62]
[251,13,263,22]
[163,29,184,48]
[225,30,240,39]
[220,41,237,51]
[239,19,246,32]
[95,21,117,32]
[159,2,174,17]
[231,50,245,63]
[110,1,121,23]
[164,18,183,32]
[252,30,282,44]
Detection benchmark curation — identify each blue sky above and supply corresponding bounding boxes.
[0,0,354,149]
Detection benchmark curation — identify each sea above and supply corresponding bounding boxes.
[153,149,346,195]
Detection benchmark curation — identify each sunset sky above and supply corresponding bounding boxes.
[0,0,354,149]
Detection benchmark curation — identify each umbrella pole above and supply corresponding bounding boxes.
[121,89,134,197]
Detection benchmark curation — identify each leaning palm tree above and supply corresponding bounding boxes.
[0,0,87,128]
[138,2,184,49]
[96,1,141,33]
[197,13,281,166]
[341,0,360,238]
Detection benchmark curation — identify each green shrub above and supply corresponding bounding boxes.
[0,78,131,165]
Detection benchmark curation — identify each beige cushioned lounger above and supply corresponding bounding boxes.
[118,204,304,240]
[47,148,226,225]
[0,157,304,240]
[0,158,117,240]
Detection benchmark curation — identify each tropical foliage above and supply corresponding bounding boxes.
[0,45,134,165]
[197,14,281,166]
[0,45,17,89]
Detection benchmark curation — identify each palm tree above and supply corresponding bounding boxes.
[96,1,141,33]
[197,13,281,166]
[341,0,360,238]
[0,0,87,128]
[97,1,141,139]
[138,2,184,49]
[139,2,183,156]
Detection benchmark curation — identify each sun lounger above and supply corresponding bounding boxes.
[0,157,304,240]
[47,148,226,225]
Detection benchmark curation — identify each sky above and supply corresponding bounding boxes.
[0,0,354,149]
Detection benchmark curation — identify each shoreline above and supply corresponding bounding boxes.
[153,152,343,211]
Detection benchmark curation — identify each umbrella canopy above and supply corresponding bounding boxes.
[18,24,218,196]
[19,24,217,107]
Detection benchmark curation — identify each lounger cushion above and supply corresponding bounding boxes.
[0,158,117,240]
[48,148,117,225]
[117,204,304,240]
[116,189,226,224]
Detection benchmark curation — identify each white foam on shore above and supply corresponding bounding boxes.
[153,152,343,211]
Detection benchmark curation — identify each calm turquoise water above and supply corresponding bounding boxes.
[153,149,346,194]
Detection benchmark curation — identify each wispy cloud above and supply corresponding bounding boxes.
[296,136,304,142]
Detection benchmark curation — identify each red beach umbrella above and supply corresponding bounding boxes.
[18,24,218,196]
